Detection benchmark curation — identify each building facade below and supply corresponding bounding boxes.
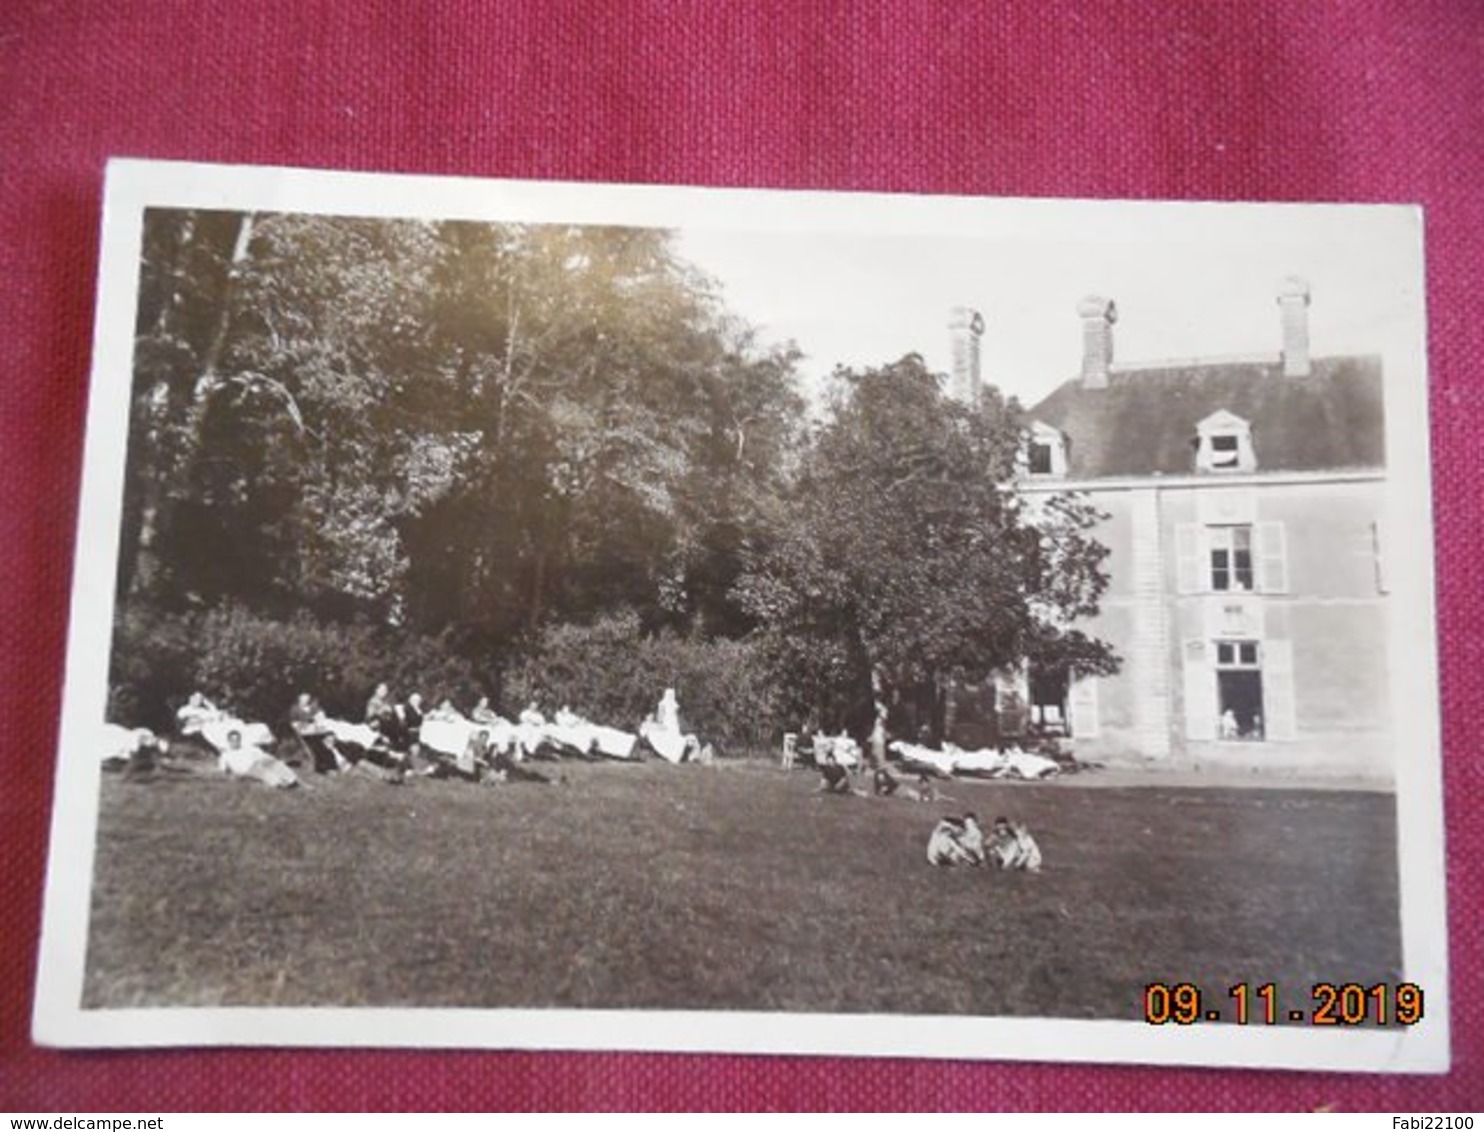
[953,281,1391,777]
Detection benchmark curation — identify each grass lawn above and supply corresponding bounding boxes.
[82,759,1402,1022]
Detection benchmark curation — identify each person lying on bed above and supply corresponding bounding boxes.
[471,695,504,726]
[426,698,466,724]
[176,691,275,751]
[219,729,299,789]
[421,727,488,782]
[176,692,223,731]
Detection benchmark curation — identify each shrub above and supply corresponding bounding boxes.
[503,610,787,755]
[108,601,486,731]
[108,604,201,731]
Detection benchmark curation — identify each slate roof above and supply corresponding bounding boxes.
[1026,355,1385,478]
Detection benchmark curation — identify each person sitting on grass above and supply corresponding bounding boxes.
[421,727,489,782]
[910,773,957,804]
[872,766,900,797]
[289,692,346,774]
[382,691,423,754]
[219,729,299,789]
[926,812,986,867]
[815,750,864,796]
[988,816,1043,873]
[489,741,554,784]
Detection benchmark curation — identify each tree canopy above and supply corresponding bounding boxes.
[124,211,802,648]
[734,356,1117,737]
[116,209,1116,742]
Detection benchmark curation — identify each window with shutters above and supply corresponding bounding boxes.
[1210,526,1254,592]
[1176,520,1287,595]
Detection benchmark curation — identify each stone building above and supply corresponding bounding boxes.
[951,281,1390,776]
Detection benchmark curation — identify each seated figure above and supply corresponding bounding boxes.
[815,751,864,795]
[489,743,553,784]
[176,692,223,732]
[289,692,346,774]
[988,816,1043,872]
[177,691,275,752]
[425,698,465,724]
[514,701,550,757]
[926,813,986,867]
[872,766,900,797]
[640,688,701,764]
[365,683,397,730]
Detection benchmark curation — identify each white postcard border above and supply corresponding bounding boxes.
[32,159,1451,1073]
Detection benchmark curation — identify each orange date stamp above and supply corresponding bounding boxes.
[1143,981,1425,1026]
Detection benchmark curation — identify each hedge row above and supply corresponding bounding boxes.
[109,604,789,755]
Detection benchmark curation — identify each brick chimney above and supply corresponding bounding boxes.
[947,306,985,404]
[1277,276,1312,377]
[1077,295,1117,389]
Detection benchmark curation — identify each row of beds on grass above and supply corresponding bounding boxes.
[97,688,709,789]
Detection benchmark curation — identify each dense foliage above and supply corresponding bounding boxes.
[502,610,783,753]
[114,209,1116,746]
[736,357,1116,738]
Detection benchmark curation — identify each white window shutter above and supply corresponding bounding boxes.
[1069,677,1100,739]
[1372,519,1388,594]
[1182,638,1217,741]
[1263,638,1297,740]
[1175,524,1202,594]
[1256,521,1288,594]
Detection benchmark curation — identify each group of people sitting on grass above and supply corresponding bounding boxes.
[103,685,712,790]
[926,812,1043,872]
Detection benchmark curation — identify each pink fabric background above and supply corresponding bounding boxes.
[1,0,1479,1112]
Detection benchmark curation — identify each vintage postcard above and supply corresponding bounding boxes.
[33,160,1449,1071]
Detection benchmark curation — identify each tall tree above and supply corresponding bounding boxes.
[121,210,806,655]
[734,355,1117,740]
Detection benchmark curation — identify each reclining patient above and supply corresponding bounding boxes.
[176,691,275,752]
[98,722,165,774]
[548,705,638,759]
[218,729,299,789]
[926,812,986,867]
[419,696,521,764]
[421,727,489,782]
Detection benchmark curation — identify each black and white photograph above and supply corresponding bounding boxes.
[33,161,1449,1072]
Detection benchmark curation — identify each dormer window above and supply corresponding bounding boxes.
[1025,421,1068,478]
[1195,410,1255,474]
[1209,434,1240,469]
[1028,441,1054,475]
